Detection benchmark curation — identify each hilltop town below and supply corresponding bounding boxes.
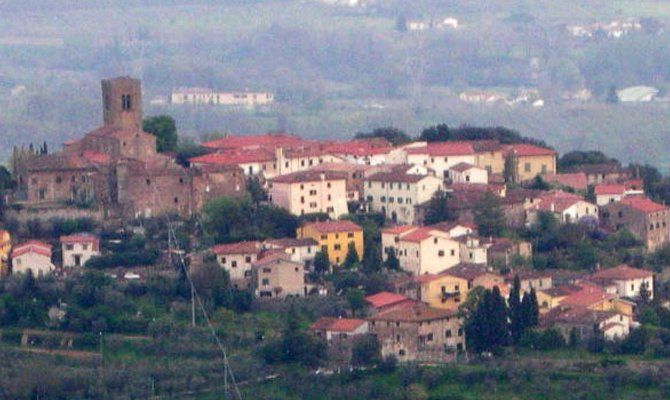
[3,77,670,398]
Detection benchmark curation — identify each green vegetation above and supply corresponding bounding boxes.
[143,115,178,153]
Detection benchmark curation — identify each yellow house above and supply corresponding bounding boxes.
[504,144,557,183]
[537,285,582,313]
[297,220,364,265]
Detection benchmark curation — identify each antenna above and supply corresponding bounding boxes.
[166,218,242,400]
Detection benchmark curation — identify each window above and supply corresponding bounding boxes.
[334,244,341,250]
[457,329,463,336]
[245,256,252,263]
[55,176,62,184]
[221,257,226,264]
[174,197,178,204]
[450,249,455,256]
[65,244,74,251]
[262,268,271,273]
[381,196,386,203]
[300,184,304,190]
[261,279,269,286]
[438,250,444,257]
[389,197,394,203]
[541,164,547,174]
[146,179,151,185]
[122,94,132,110]
[397,197,403,203]
[231,261,237,267]
[427,333,433,342]
[347,233,354,238]
[327,182,331,188]
[82,244,88,251]
[367,195,373,202]
[396,335,401,342]
[445,330,452,338]
[309,190,317,195]
[524,163,531,172]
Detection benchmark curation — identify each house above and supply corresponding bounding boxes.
[310,317,368,341]
[269,170,349,218]
[380,225,460,275]
[252,252,306,298]
[308,162,373,201]
[590,264,654,300]
[505,269,553,293]
[526,191,599,225]
[485,237,532,267]
[543,172,588,191]
[536,284,584,312]
[569,163,627,186]
[441,263,507,301]
[602,196,670,252]
[11,240,55,276]
[404,142,476,179]
[448,163,488,184]
[540,306,632,342]
[594,183,644,206]
[364,291,417,315]
[504,144,557,183]
[265,237,319,270]
[212,241,263,288]
[170,88,274,107]
[368,303,465,362]
[60,233,100,268]
[297,220,364,265]
[364,166,443,224]
[323,138,392,166]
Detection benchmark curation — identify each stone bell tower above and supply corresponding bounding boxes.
[101,77,142,132]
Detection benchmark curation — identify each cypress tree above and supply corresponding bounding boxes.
[521,288,539,329]
[384,248,400,270]
[509,275,523,344]
[344,242,360,268]
[488,286,509,351]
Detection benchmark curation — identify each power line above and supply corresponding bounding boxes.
[166,218,242,400]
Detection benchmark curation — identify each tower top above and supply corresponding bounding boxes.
[101,77,142,132]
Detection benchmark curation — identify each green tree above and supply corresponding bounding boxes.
[313,249,330,274]
[344,242,360,269]
[473,192,506,237]
[190,261,231,310]
[465,286,509,353]
[568,327,579,348]
[143,115,178,153]
[362,242,382,273]
[508,275,524,344]
[419,124,450,142]
[351,334,381,366]
[423,190,456,225]
[354,127,411,146]
[246,176,267,204]
[346,288,366,317]
[520,288,539,329]
[384,248,400,270]
[262,308,327,366]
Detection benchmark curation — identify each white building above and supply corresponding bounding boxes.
[170,88,274,107]
[381,226,461,275]
[61,234,100,268]
[448,162,488,184]
[11,241,55,276]
[269,170,349,218]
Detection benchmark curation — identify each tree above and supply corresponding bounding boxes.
[354,127,411,146]
[344,242,360,269]
[465,286,509,353]
[423,190,456,225]
[473,192,506,237]
[384,248,400,270]
[606,85,619,104]
[143,115,178,153]
[526,176,551,190]
[346,288,366,317]
[190,261,231,310]
[520,288,539,329]
[313,250,330,274]
[262,307,327,366]
[362,242,382,273]
[638,281,651,305]
[419,124,450,142]
[351,334,381,366]
[568,327,579,348]
[508,275,524,344]
[246,176,267,204]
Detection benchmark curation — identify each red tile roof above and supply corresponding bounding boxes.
[558,285,615,308]
[545,172,588,191]
[407,141,475,156]
[591,264,653,281]
[60,234,100,251]
[201,134,306,150]
[400,227,436,243]
[371,303,457,322]
[594,184,626,195]
[12,240,52,258]
[441,263,492,280]
[365,291,411,309]
[189,148,275,165]
[381,225,417,235]
[450,162,478,172]
[504,144,556,157]
[309,317,367,333]
[81,150,111,165]
[270,170,347,184]
[530,191,588,213]
[619,196,667,213]
[212,241,262,255]
[302,220,362,234]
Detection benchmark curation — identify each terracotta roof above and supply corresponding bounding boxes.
[505,269,552,281]
[60,233,100,252]
[538,284,582,298]
[591,264,653,281]
[570,163,623,175]
[530,191,588,213]
[544,173,588,191]
[558,285,615,308]
[265,237,318,248]
[541,306,619,328]
[407,141,475,156]
[201,134,306,150]
[504,144,556,157]
[400,227,436,243]
[594,184,626,195]
[325,139,392,157]
[12,240,52,258]
[618,196,667,213]
[470,140,502,153]
[309,317,367,333]
[188,148,275,165]
[371,303,457,322]
[450,162,478,172]
[25,152,100,172]
[255,250,292,264]
[430,221,477,236]
[212,241,262,255]
[365,291,411,309]
[270,170,347,184]
[302,220,362,234]
[442,263,491,280]
[381,225,417,235]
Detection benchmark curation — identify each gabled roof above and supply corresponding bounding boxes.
[594,184,626,195]
[530,190,589,213]
[381,225,417,236]
[302,220,362,234]
[60,233,99,244]
[618,196,667,213]
[406,141,475,156]
[365,291,411,309]
[212,241,262,255]
[201,134,306,151]
[504,143,556,157]
[558,285,615,308]
[265,237,318,248]
[309,317,367,333]
[591,264,653,281]
[12,240,52,258]
[188,148,275,165]
[370,303,457,322]
[270,170,347,184]
[441,263,492,280]
[449,162,478,172]
[544,173,588,191]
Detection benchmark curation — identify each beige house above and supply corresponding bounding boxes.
[504,144,557,182]
[60,234,100,268]
[252,252,306,298]
[405,142,476,179]
[364,167,443,224]
[309,317,369,341]
[506,270,553,294]
[448,162,488,184]
[212,241,263,288]
[269,170,348,218]
[368,303,465,362]
[11,240,55,276]
[265,237,319,270]
[381,226,460,275]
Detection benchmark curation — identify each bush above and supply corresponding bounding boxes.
[85,249,159,269]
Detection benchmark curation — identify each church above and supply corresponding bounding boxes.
[12,77,245,218]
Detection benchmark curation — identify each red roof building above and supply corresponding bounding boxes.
[309,317,368,340]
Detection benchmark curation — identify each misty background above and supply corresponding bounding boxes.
[1,0,670,168]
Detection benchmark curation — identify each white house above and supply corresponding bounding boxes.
[11,240,55,276]
[61,233,100,268]
[448,162,488,184]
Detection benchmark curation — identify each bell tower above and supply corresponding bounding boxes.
[101,77,142,132]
